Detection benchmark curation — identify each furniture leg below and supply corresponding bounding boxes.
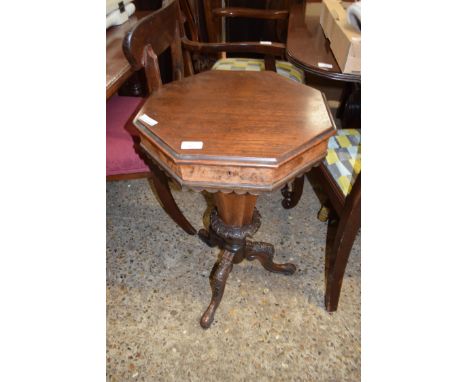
[281,175,305,209]
[341,85,361,130]
[336,81,353,119]
[245,241,296,275]
[199,192,297,328]
[200,249,235,329]
[325,184,360,311]
[147,164,197,235]
[337,82,361,130]
[199,192,256,328]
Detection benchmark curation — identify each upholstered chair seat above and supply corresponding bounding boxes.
[323,129,361,196]
[106,95,148,177]
[317,128,360,222]
[212,58,305,84]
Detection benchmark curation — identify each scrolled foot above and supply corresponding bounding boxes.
[281,184,291,198]
[280,176,304,210]
[281,185,295,209]
[245,241,296,275]
[200,250,234,329]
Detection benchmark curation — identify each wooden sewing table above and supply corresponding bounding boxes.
[133,70,336,328]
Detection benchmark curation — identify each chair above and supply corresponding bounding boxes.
[106,4,196,235]
[179,0,304,83]
[282,129,361,311]
[106,95,149,180]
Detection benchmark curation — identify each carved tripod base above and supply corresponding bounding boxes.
[198,193,296,329]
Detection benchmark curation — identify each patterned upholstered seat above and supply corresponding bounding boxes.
[323,129,361,196]
[212,58,305,84]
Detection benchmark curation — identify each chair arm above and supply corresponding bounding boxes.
[212,7,289,20]
[181,37,286,56]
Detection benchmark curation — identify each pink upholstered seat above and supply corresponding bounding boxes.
[106,95,149,177]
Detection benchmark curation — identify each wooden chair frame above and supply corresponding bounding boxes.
[203,0,291,46]
[179,0,289,73]
[283,164,361,311]
[118,0,196,235]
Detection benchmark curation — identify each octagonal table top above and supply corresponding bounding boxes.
[134,70,336,194]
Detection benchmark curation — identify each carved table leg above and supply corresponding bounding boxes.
[200,249,234,329]
[245,241,296,275]
[198,192,297,328]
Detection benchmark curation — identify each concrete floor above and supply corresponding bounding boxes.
[107,178,360,381]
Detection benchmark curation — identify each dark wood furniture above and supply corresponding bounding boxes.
[106,7,196,236]
[178,0,303,80]
[315,170,360,311]
[282,146,361,312]
[287,0,360,129]
[106,11,151,99]
[179,0,303,78]
[133,0,163,10]
[203,0,291,44]
[196,0,290,71]
[124,0,336,328]
[286,0,359,82]
[223,0,293,44]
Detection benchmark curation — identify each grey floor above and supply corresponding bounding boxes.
[107,178,360,381]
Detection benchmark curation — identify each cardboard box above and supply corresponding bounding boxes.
[319,0,361,74]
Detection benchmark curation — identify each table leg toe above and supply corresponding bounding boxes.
[246,241,296,275]
[200,249,234,329]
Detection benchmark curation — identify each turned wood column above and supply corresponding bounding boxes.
[215,192,258,264]
[214,193,257,226]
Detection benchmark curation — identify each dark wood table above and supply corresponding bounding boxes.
[133,70,336,328]
[286,0,360,83]
[106,11,151,99]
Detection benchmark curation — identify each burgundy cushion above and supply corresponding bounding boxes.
[106,95,149,176]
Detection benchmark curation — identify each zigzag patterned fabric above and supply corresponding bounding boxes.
[323,129,361,196]
[212,58,305,84]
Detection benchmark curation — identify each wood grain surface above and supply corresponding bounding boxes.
[135,70,336,193]
[286,1,360,83]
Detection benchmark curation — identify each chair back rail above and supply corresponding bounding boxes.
[179,0,289,72]
[123,0,184,92]
[203,0,291,45]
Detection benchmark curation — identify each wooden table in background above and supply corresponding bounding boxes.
[287,0,360,83]
[106,11,151,99]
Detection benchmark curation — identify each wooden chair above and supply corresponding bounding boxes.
[106,3,196,236]
[282,129,361,311]
[179,0,304,83]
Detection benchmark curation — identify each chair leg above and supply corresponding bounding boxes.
[281,176,304,209]
[336,82,353,119]
[148,168,197,235]
[325,199,360,312]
